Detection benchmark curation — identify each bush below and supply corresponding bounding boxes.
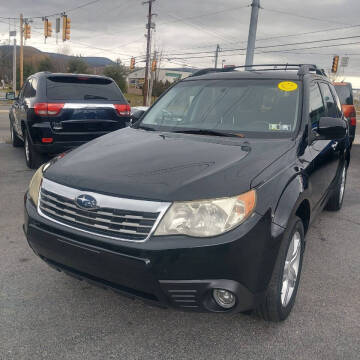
[67,57,89,74]
[152,80,173,97]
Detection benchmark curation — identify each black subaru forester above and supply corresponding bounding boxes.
[24,64,350,321]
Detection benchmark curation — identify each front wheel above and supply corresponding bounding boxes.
[256,216,305,322]
[326,164,347,211]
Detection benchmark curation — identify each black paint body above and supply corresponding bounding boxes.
[24,70,351,312]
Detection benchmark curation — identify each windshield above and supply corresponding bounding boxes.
[334,84,353,105]
[139,79,301,138]
[46,76,125,101]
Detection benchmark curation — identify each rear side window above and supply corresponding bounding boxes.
[319,83,340,118]
[23,80,35,98]
[46,76,125,101]
[334,84,353,105]
[309,83,325,129]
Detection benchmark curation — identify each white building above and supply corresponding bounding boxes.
[128,68,194,88]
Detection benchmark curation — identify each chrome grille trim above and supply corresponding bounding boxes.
[38,178,171,242]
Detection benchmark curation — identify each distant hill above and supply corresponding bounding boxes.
[0,45,115,83]
[44,51,115,67]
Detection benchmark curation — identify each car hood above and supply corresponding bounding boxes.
[44,128,294,201]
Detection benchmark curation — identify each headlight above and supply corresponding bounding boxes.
[28,164,45,206]
[155,190,256,237]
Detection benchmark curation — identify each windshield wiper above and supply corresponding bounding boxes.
[84,94,107,100]
[137,125,157,131]
[173,129,243,138]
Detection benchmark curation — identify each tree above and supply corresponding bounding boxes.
[103,61,128,93]
[38,57,55,72]
[67,57,88,74]
[17,62,36,89]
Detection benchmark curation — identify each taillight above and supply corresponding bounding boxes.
[114,104,131,117]
[41,137,53,143]
[349,108,356,127]
[34,103,64,116]
[34,103,47,116]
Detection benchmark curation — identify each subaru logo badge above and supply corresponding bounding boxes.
[75,194,98,210]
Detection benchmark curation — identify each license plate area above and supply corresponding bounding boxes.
[28,225,157,296]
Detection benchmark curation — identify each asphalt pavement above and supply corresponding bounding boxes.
[0,107,360,360]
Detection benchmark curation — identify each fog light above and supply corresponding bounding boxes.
[213,289,236,309]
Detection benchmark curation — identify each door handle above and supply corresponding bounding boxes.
[331,141,338,150]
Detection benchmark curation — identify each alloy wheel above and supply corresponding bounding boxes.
[10,123,13,142]
[281,231,301,307]
[339,166,346,206]
[25,135,30,162]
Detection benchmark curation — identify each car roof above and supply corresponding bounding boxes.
[183,70,326,82]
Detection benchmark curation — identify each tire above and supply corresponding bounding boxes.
[9,120,23,147]
[24,130,44,169]
[325,164,347,211]
[256,216,305,322]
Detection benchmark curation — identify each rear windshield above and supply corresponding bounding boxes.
[46,76,125,101]
[334,84,353,105]
[140,79,301,138]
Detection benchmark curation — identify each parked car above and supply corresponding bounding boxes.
[9,72,131,168]
[333,82,356,145]
[24,64,350,322]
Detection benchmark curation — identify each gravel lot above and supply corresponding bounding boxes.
[0,107,359,360]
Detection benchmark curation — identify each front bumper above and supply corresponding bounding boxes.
[24,195,285,313]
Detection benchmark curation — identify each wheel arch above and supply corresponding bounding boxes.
[272,174,311,237]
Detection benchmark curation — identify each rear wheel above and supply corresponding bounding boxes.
[256,216,305,322]
[10,120,23,147]
[326,164,347,211]
[24,130,44,169]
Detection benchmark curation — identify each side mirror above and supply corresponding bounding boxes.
[6,91,16,100]
[318,117,347,140]
[130,110,145,123]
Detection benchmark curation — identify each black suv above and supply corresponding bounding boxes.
[24,65,350,321]
[9,72,130,168]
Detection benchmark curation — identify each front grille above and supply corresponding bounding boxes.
[38,179,170,242]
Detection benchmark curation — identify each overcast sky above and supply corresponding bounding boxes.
[1,0,360,85]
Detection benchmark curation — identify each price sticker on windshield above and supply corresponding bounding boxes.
[278,81,298,92]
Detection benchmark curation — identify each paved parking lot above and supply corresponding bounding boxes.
[0,107,359,359]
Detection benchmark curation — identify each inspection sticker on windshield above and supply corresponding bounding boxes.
[278,81,298,92]
[269,124,292,131]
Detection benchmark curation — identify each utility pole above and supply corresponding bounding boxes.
[20,14,24,88]
[214,44,220,69]
[147,50,157,105]
[13,37,17,91]
[245,0,260,69]
[143,0,155,106]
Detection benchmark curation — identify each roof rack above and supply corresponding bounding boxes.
[190,64,327,78]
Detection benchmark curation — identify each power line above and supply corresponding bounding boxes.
[161,34,360,58]
[166,39,360,61]
[262,7,348,26]
[0,0,102,20]
[257,40,360,54]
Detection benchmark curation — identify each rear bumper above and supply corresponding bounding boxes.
[24,195,284,313]
[28,121,124,154]
[349,125,356,143]
[33,141,89,154]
